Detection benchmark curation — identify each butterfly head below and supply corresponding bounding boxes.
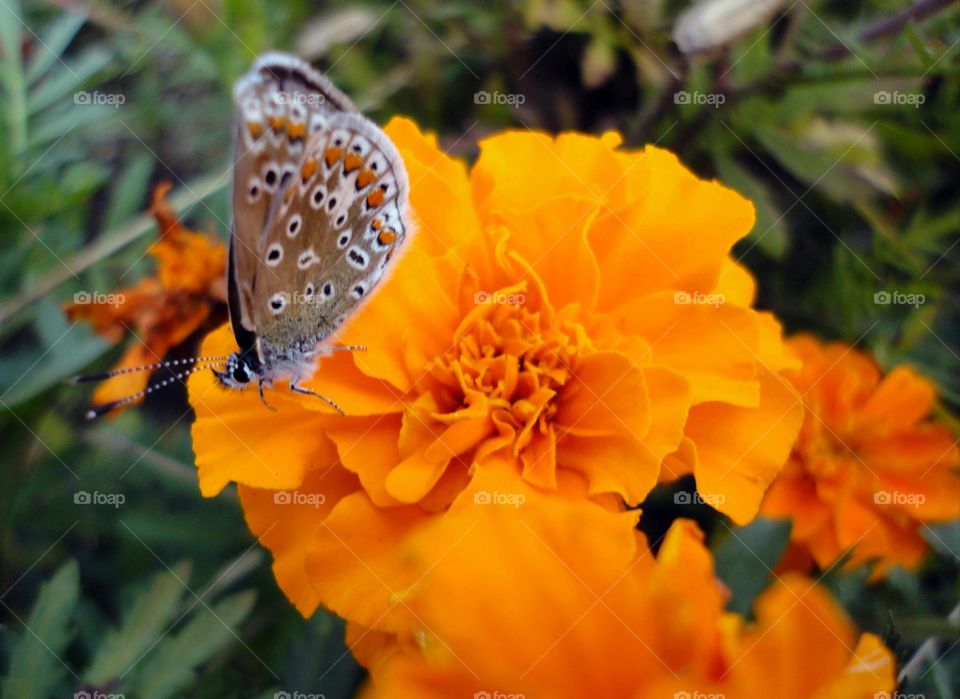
[213,351,261,390]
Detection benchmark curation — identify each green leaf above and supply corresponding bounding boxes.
[922,521,960,561]
[25,13,87,85]
[712,517,792,616]
[1,560,80,699]
[82,562,192,686]
[132,590,256,699]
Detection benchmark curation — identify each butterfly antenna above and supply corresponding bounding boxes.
[72,356,230,383]
[84,362,222,420]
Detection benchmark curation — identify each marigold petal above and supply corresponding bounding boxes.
[687,368,803,524]
[238,462,360,616]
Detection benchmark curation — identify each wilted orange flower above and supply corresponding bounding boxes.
[762,334,960,575]
[342,463,894,699]
[188,119,803,617]
[67,183,227,411]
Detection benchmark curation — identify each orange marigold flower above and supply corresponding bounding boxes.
[188,119,803,616]
[66,183,227,412]
[762,334,960,575]
[339,464,894,698]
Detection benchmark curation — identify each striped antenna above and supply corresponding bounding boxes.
[72,356,229,383]
[84,362,221,419]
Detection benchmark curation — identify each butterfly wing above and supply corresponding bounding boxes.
[249,111,412,358]
[230,52,357,350]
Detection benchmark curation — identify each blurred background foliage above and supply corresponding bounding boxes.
[0,0,957,697]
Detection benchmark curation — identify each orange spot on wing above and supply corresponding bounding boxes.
[301,159,318,181]
[356,168,376,189]
[344,153,363,173]
[269,116,286,133]
[371,218,383,230]
[377,229,397,246]
[324,147,342,167]
[247,121,264,139]
[366,189,385,208]
[286,121,306,140]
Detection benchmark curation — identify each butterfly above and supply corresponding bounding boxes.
[76,52,412,418]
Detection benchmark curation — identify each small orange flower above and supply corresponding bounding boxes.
[339,464,894,699]
[67,183,227,411]
[188,119,803,616]
[762,334,960,575]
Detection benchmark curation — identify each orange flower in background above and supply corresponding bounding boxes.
[342,464,894,699]
[762,334,960,576]
[188,118,803,618]
[66,183,227,411]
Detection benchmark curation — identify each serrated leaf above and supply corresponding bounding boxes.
[82,562,192,686]
[712,517,792,616]
[132,590,256,699]
[1,560,80,699]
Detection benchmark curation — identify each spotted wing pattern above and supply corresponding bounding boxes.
[250,111,412,354]
[229,52,357,346]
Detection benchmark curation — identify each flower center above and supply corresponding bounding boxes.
[430,300,583,456]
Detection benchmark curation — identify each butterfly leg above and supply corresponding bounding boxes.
[289,378,345,416]
[257,379,277,411]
